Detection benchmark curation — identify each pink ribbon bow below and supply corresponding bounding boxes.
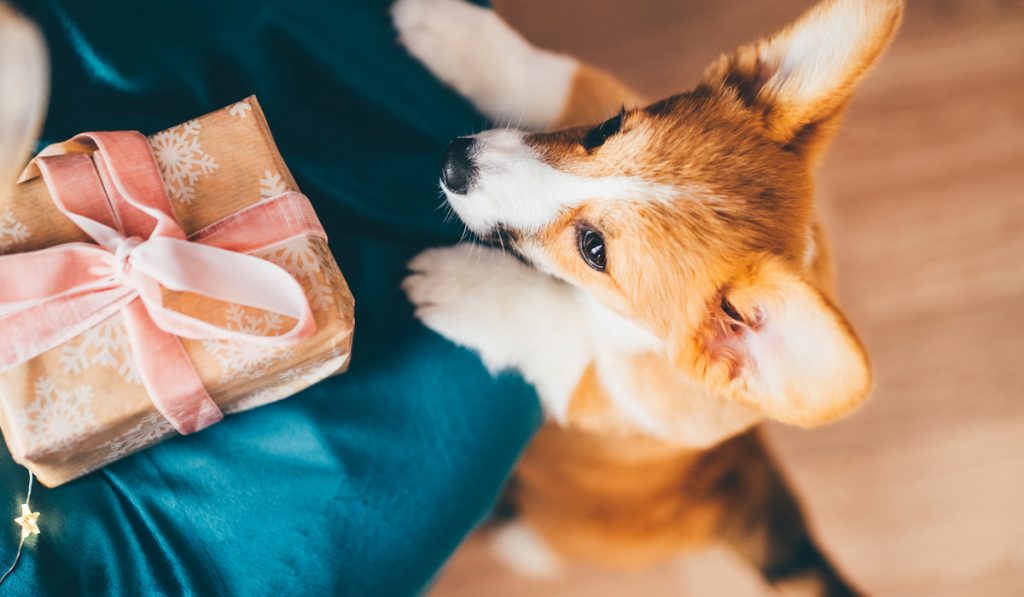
[0,131,324,434]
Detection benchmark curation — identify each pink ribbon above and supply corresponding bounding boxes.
[0,131,324,434]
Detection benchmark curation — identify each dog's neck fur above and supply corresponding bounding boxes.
[567,293,764,448]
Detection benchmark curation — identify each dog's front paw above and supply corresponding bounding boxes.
[391,0,490,88]
[404,244,593,416]
[390,0,575,129]
[402,244,529,369]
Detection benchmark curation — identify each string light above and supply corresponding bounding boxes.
[0,470,37,585]
[14,503,39,540]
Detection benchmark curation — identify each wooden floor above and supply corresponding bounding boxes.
[432,1,1024,595]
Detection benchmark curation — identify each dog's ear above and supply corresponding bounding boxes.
[702,0,903,160]
[676,257,871,427]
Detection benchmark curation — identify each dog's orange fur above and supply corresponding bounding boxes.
[501,0,904,592]
[556,64,645,128]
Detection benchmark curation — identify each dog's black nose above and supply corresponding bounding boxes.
[441,137,477,195]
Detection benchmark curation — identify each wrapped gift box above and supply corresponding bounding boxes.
[0,97,354,486]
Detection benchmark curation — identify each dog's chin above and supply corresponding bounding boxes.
[440,183,530,266]
[445,208,527,263]
[460,220,519,256]
[440,185,483,233]
[441,185,504,237]
[481,223,519,249]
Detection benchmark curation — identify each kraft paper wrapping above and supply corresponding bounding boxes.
[0,97,355,486]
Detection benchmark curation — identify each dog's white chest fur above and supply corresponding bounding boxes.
[403,244,761,448]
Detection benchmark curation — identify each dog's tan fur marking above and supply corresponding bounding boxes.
[553,64,644,129]
[516,424,724,567]
[564,363,635,436]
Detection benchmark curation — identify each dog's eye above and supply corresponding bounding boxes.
[577,227,607,271]
[582,109,624,151]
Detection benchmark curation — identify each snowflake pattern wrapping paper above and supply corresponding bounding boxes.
[0,210,29,253]
[0,97,355,486]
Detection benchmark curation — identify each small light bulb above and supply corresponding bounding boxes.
[14,504,39,539]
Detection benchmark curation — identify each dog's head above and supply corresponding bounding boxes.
[439,0,902,427]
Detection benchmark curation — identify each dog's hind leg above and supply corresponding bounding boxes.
[391,0,642,131]
[485,520,562,577]
[713,432,864,597]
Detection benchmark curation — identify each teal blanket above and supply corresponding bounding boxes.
[2,0,540,594]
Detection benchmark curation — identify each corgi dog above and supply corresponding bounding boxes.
[396,0,902,593]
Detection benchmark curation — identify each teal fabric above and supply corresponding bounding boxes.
[2,0,541,595]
